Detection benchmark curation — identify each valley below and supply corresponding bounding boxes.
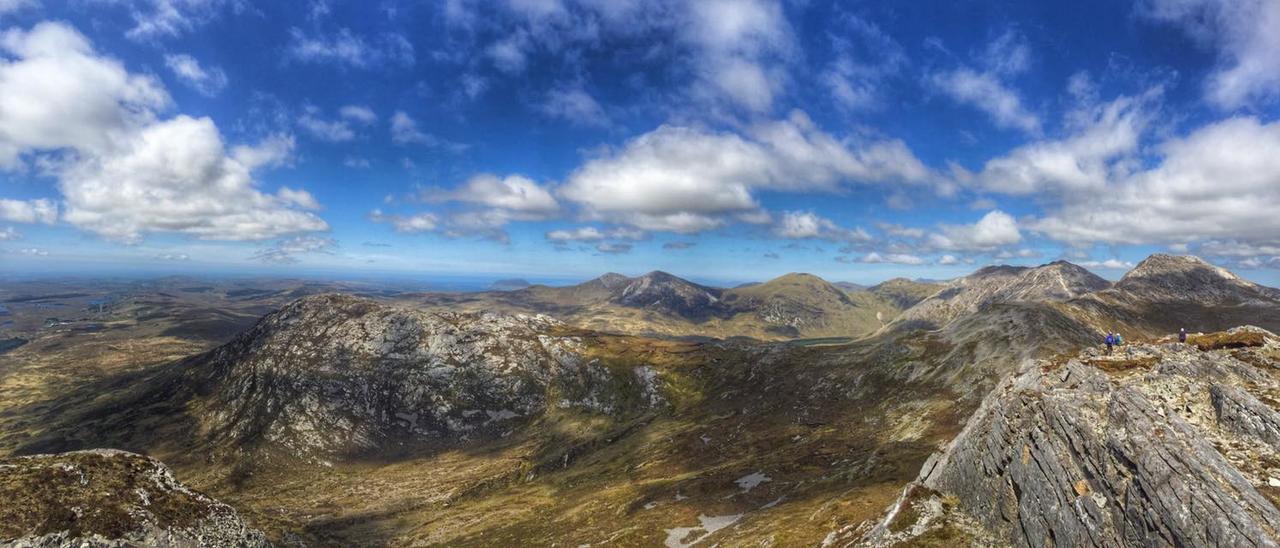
[3,255,1280,546]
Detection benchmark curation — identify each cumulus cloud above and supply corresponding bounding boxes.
[0,23,327,242]
[1138,0,1280,109]
[369,209,438,233]
[163,53,227,96]
[12,246,47,256]
[0,198,56,224]
[432,173,560,216]
[772,211,871,242]
[961,91,1152,195]
[927,210,1022,251]
[558,111,936,232]
[0,226,19,240]
[1029,116,1280,250]
[250,234,337,264]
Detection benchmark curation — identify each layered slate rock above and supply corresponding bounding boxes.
[0,449,268,547]
[861,327,1280,547]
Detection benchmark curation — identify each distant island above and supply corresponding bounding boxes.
[489,278,533,291]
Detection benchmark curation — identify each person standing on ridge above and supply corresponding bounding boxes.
[1179,328,1187,344]
[1105,332,1115,355]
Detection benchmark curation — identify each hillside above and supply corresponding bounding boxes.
[5,254,1280,546]
[0,449,268,547]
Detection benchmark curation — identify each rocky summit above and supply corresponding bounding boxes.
[188,293,664,460]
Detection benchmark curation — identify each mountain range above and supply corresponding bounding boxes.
[5,254,1280,546]
[410,270,941,341]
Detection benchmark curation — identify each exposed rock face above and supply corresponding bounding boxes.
[0,449,268,547]
[1115,254,1266,303]
[866,327,1280,547]
[610,271,725,320]
[190,294,662,459]
[895,261,1110,329]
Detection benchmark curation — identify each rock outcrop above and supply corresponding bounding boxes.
[188,294,664,460]
[0,449,268,547]
[860,327,1280,547]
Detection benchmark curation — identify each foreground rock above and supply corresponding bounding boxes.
[0,449,268,547]
[855,327,1280,546]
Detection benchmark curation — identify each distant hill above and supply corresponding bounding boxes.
[409,270,941,340]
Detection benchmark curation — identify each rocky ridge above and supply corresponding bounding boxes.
[187,293,664,460]
[854,327,1280,547]
[894,261,1110,329]
[0,449,268,547]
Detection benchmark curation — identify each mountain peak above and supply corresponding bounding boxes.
[1124,253,1236,281]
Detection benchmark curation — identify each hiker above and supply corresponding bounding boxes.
[1114,332,1124,346]
[1179,328,1187,344]
[1105,332,1114,355]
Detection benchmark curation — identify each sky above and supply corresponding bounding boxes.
[1,0,1280,286]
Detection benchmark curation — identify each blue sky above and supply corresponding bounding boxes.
[1,0,1280,286]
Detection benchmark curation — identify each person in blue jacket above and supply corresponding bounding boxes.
[1105,332,1115,355]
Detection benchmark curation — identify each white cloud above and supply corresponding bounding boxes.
[277,187,321,210]
[432,173,560,216]
[821,15,906,111]
[0,198,56,224]
[857,251,926,265]
[558,111,936,232]
[59,116,327,242]
[121,0,230,41]
[685,0,792,112]
[1139,0,1280,109]
[1079,259,1135,269]
[928,68,1040,134]
[163,53,227,96]
[250,234,336,264]
[0,23,326,243]
[772,211,870,242]
[285,28,414,68]
[389,111,466,151]
[1029,116,1280,248]
[595,242,632,254]
[540,85,609,127]
[343,156,371,168]
[545,225,645,242]
[0,226,19,240]
[155,252,189,260]
[369,209,438,233]
[13,246,47,256]
[937,254,960,265]
[0,22,170,167]
[964,92,1151,195]
[297,109,355,142]
[0,0,37,16]
[927,210,1022,251]
[339,105,376,124]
